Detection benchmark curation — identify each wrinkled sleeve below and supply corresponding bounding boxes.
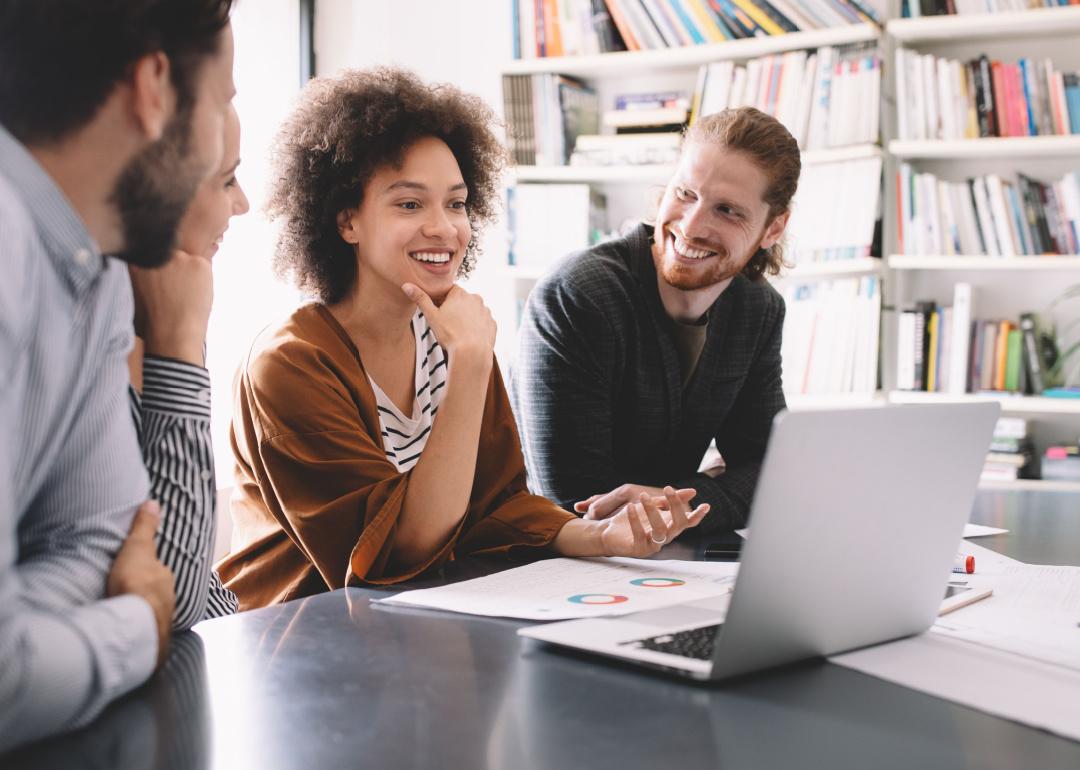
[672,298,786,533]
[452,363,575,557]
[511,274,624,510]
[0,250,156,752]
[242,344,573,588]
[131,356,237,628]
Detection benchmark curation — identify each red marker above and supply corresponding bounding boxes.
[953,554,975,574]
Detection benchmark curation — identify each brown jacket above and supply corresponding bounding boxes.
[217,304,574,610]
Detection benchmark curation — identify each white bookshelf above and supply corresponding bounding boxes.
[776,257,885,279]
[888,255,1080,271]
[513,164,673,184]
[887,6,1080,44]
[503,24,879,77]
[882,8,1080,479]
[889,135,1080,160]
[888,390,1080,416]
[511,144,884,184]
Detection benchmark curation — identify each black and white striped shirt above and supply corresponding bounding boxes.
[128,357,237,627]
[369,311,448,472]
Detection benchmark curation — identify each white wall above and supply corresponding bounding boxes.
[207,0,303,482]
[314,0,520,363]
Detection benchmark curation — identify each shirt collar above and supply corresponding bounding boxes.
[0,122,104,295]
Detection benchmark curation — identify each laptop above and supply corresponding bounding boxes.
[519,402,1000,681]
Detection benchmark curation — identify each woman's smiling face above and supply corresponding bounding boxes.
[176,104,249,260]
[339,135,472,303]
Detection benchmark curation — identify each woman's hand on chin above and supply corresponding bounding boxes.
[402,283,495,372]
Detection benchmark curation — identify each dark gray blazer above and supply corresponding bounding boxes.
[509,222,786,533]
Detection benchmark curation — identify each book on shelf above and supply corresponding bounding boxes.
[691,43,881,149]
[896,288,1059,396]
[568,131,683,165]
[503,73,600,166]
[981,416,1035,482]
[895,51,1080,141]
[897,165,1080,257]
[901,0,1076,18]
[603,92,690,130]
[785,154,882,263]
[507,183,608,271]
[512,0,883,59]
[781,275,881,397]
[1041,445,1080,482]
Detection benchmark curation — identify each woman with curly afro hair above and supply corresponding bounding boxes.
[217,67,707,609]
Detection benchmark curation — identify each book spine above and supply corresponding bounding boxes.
[926,309,940,392]
[994,320,1012,391]
[603,0,642,49]
[949,283,974,394]
[730,0,784,34]
[1004,329,1023,392]
[1019,313,1047,394]
[668,0,706,43]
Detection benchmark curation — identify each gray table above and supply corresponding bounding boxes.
[8,489,1080,769]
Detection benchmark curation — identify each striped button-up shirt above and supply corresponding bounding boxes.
[0,125,157,751]
[130,357,237,625]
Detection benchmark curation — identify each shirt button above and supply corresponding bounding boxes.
[74,248,91,265]
[197,389,210,403]
[200,470,212,482]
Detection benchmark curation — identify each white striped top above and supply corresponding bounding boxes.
[369,311,448,472]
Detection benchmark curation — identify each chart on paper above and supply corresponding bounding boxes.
[374,557,739,620]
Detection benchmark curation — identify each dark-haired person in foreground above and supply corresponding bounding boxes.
[217,67,708,610]
[511,107,798,534]
[0,0,235,751]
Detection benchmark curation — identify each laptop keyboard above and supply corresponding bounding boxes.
[623,624,723,661]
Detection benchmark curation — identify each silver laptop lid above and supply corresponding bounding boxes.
[710,402,999,679]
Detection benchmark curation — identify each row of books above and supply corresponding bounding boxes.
[897,165,1080,257]
[902,0,1078,19]
[896,284,1058,394]
[786,155,882,263]
[503,74,599,166]
[780,276,881,396]
[512,0,882,59]
[514,0,627,58]
[693,44,881,149]
[895,52,1080,141]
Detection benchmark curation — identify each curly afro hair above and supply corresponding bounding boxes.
[266,66,507,304]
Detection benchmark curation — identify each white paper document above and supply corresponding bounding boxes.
[933,561,1080,672]
[831,633,1080,744]
[374,558,739,620]
[962,523,1009,538]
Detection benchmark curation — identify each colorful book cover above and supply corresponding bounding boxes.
[603,0,642,50]
[1004,329,1023,392]
[729,0,784,35]
[667,0,706,43]
[926,310,940,393]
[994,320,1012,391]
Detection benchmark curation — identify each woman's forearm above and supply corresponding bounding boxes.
[391,352,492,565]
[551,518,605,557]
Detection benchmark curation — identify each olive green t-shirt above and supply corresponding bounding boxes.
[672,317,708,387]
